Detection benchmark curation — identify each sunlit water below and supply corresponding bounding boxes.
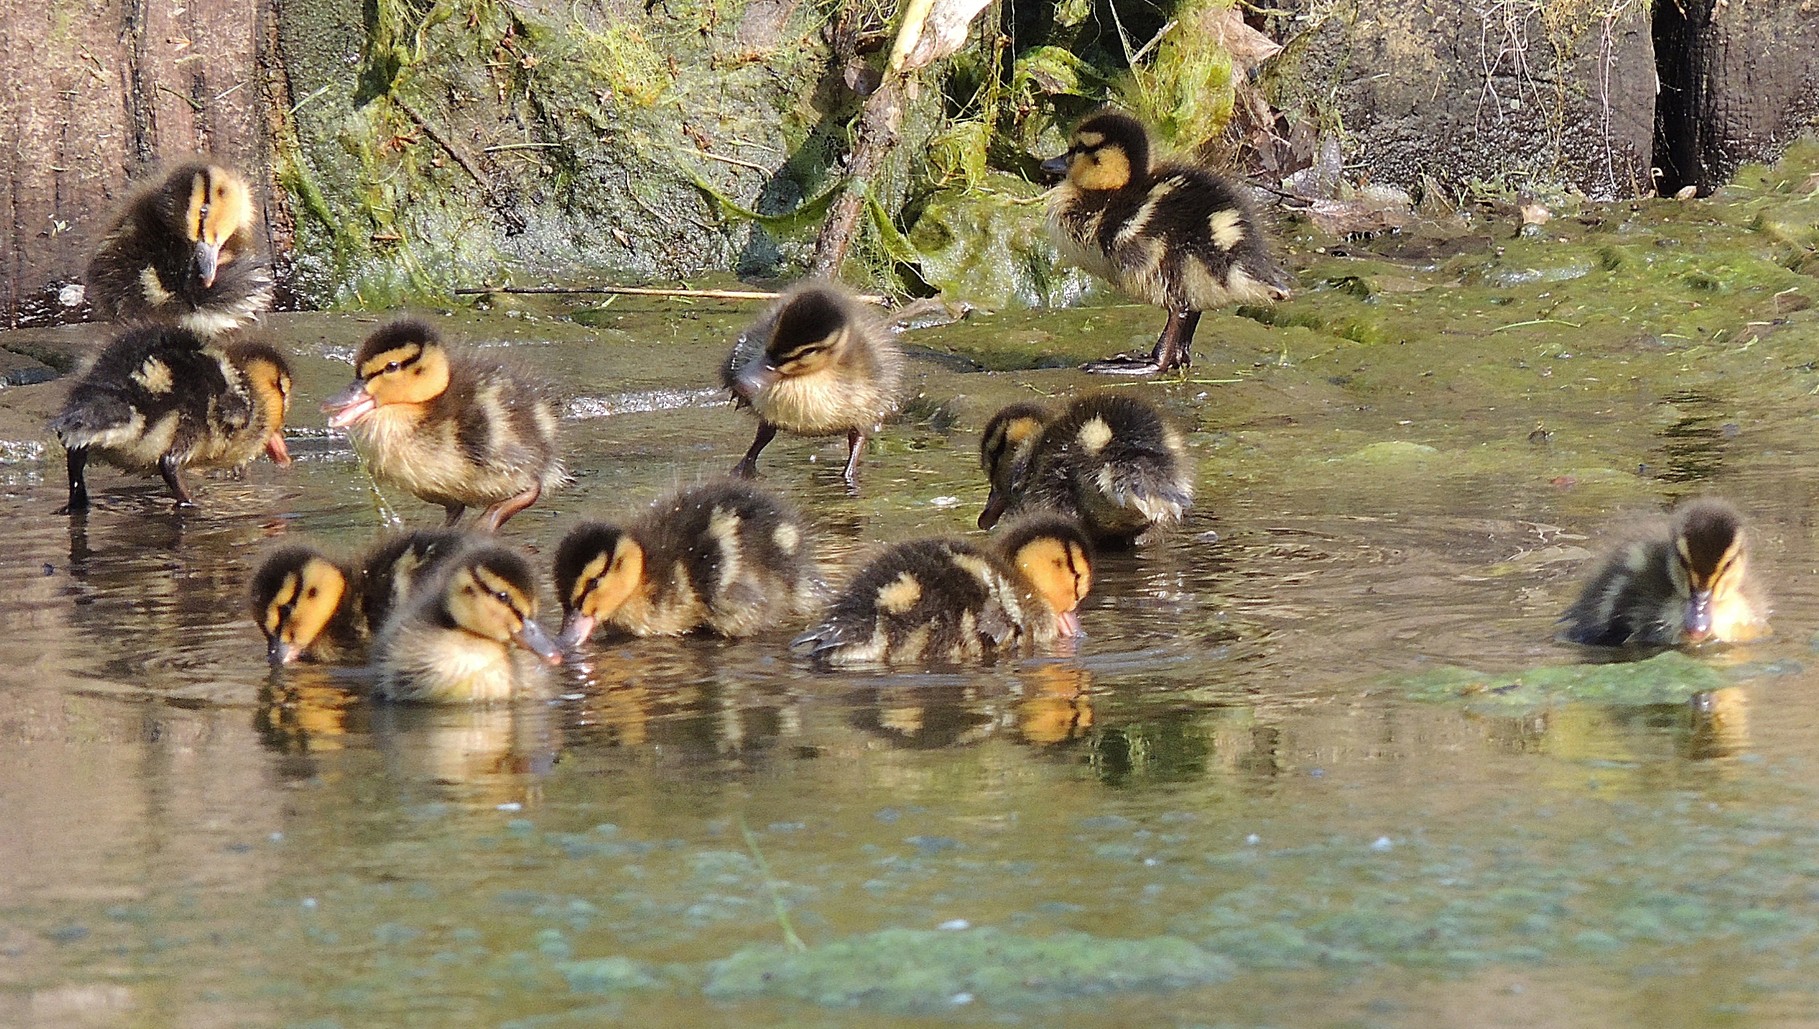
[6,245,1819,1027]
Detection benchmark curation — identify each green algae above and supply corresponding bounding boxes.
[1390,651,1730,711]
[702,927,1233,1011]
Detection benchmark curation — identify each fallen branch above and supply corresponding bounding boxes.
[453,284,892,304]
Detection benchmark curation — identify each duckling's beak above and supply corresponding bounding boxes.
[978,489,1009,530]
[267,637,298,667]
[322,381,376,429]
[1684,589,1714,643]
[514,618,565,666]
[195,240,222,289]
[1055,609,1083,638]
[265,432,293,467]
[556,611,597,651]
[734,363,780,399]
[1039,153,1070,181]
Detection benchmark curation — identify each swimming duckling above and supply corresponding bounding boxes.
[251,528,468,666]
[1558,497,1767,646]
[794,514,1094,668]
[552,480,818,646]
[978,393,1193,546]
[86,162,274,337]
[1043,110,1291,375]
[722,280,903,486]
[373,542,563,704]
[322,319,566,531]
[51,325,293,513]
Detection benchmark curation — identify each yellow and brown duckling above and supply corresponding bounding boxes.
[50,324,292,513]
[722,280,903,487]
[553,480,819,646]
[1557,497,1767,646]
[322,319,566,531]
[250,528,468,666]
[793,514,1094,668]
[373,541,563,704]
[86,162,274,337]
[979,393,1193,546]
[1044,110,1291,375]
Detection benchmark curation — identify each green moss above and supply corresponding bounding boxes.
[703,927,1233,1012]
[1390,651,1731,712]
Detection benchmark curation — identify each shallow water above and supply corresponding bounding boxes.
[8,171,1819,1025]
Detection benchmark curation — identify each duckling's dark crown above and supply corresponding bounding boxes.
[1673,498,1744,573]
[354,319,443,367]
[249,546,338,606]
[769,287,851,356]
[223,338,293,376]
[553,522,630,595]
[1069,111,1151,168]
[993,512,1096,562]
[449,544,539,599]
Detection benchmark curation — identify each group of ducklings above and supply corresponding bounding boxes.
[49,111,1771,706]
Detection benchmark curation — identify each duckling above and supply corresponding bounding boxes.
[373,541,563,704]
[722,280,903,486]
[250,528,468,666]
[51,324,293,513]
[86,161,274,337]
[553,480,817,645]
[1558,497,1767,646]
[322,319,566,531]
[251,546,362,666]
[1043,110,1291,375]
[979,393,1193,546]
[794,514,1094,667]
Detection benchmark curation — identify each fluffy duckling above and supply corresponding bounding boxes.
[1044,110,1290,375]
[553,480,817,646]
[373,542,563,704]
[722,280,903,486]
[86,162,274,337]
[979,393,1193,546]
[51,325,292,513]
[250,529,468,666]
[322,319,566,531]
[794,514,1094,668]
[1558,498,1767,646]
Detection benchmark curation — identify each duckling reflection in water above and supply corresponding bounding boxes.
[251,528,467,666]
[322,319,566,531]
[722,280,903,487]
[51,325,293,513]
[1043,110,1291,375]
[373,542,563,704]
[552,480,819,647]
[1557,497,1767,647]
[86,161,274,336]
[979,393,1193,546]
[794,514,1094,668]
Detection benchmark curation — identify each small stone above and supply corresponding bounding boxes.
[939,919,970,931]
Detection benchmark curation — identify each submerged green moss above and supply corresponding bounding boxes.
[703,927,1233,1011]
[1391,651,1730,711]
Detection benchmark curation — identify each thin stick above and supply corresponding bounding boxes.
[453,284,891,304]
[738,817,808,952]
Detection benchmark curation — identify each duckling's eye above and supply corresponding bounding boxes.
[493,589,512,606]
[384,361,404,373]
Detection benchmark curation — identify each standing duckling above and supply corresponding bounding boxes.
[374,542,563,704]
[51,325,293,513]
[722,280,902,486]
[86,162,274,337]
[1558,497,1767,646]
[1044,110,1291,375]
[979,393,1194,546]
[322,319,566,531]
[794,514,1094,667]
[552,480,819,646]
[251,528,468,666]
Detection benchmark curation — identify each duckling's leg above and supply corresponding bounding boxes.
[841,428,866,488]
[158,455,197,508]
[1082,309,1201,376]
[479,485,541,532]
[442,503,467,527]
[60,446,91,514]
[732,422,778,479]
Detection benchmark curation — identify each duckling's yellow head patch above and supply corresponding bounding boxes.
[1053,111,1151,192]
[768,287,854,377]
[555,525,646,622]
[187,166,254,247]
[356,339,451,407]
[448,560,538,644]
[252,550,347,664]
